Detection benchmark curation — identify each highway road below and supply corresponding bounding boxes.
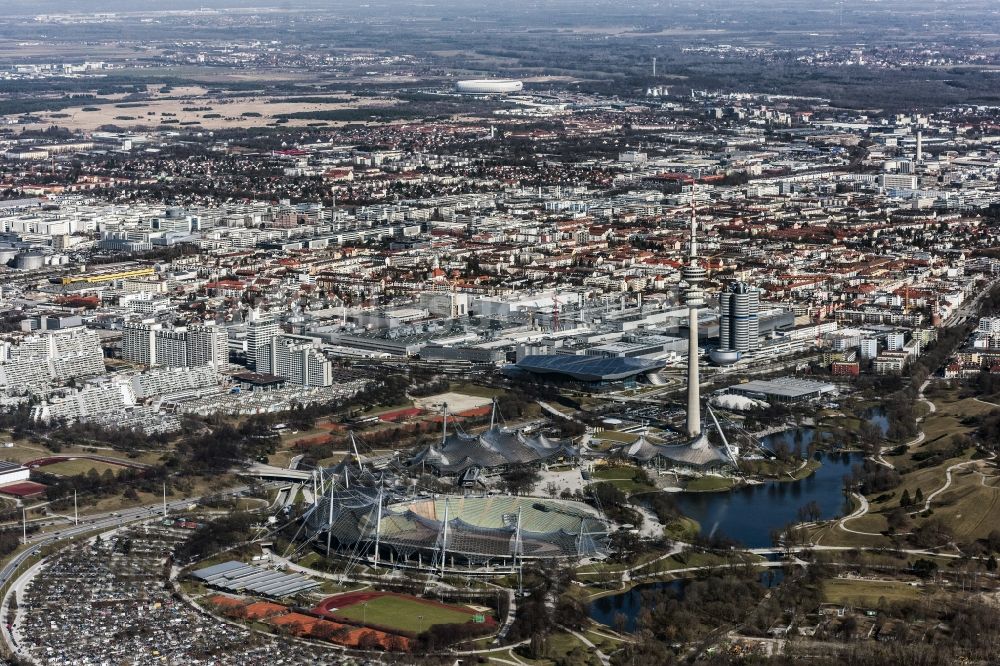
[0,487,250,592]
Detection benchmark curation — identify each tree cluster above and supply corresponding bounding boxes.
[175,512,256,562]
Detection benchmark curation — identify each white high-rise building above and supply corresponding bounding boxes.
[155,329,189,367]
[186,324,229,370]
[246,310,279,370]
[122,321,159,366]
[860,338,879,360]
[257,334,332,387]
[122,321,228,370]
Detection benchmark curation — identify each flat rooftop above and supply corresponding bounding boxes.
[730,377,836,398]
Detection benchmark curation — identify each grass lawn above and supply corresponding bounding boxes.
[357,400,415,417]
[40,459,125,477]
[663,516,700,541]
[79,473,235,517]
[653,550,761,572]
[332,595,483,633]
[848,511,890,533]
[924,465,1000,541]
[822,578,922,606]
[576,550,665,575]
[584,628,625,652]
[939,395,998,419]
[741,458,820,481]
[587,478,654,495]
[684,476,738,492]
[919,415,964,445]
[582,551,755,582]
[808,522,891,549]
[448,382,502,399]
[279,427,330,445]
[235,497,268,511]
[297,552,326,569]
[889,450,972,492]
[0,440,164,467]
[590,466,655,495]
[912,393,984,447]
[267,449,298,467]
[788,458,822,481]
[595,431,640,444]
[592,466,640,480]
[488,648,550,666]
[545,631,596,665]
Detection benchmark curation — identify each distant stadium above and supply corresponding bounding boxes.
[306,490,608,573]
[455,79,523,94]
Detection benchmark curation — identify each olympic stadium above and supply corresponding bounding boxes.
[301,481,609,574]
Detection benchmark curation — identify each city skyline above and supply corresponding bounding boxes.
[0,2,996,665]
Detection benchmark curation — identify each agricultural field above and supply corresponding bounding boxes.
[7,84,402,132]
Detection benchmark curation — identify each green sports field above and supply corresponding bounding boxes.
[332,595,485,634]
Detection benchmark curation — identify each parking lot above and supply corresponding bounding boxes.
[11,522,358,665]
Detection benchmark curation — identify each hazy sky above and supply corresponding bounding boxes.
[6,0,296,12]
[7,0,991,10]
[7,0,998,21]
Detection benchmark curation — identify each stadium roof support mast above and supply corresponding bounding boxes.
[514,507,524,594]
[326,481,335,557]
[684,184,706,439]
[373,487,383,570]
[441,403,449,444]
[349,431,364,477]
[707,404,740,468]
[439,498,450,576]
